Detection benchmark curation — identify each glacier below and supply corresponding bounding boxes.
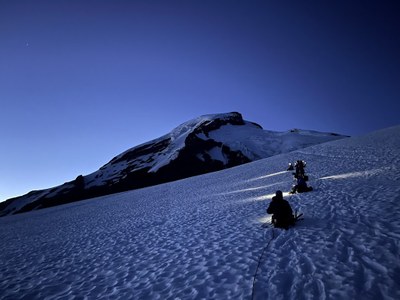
[0,125,399,299]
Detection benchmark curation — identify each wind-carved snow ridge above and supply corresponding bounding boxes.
[1,124,399,299]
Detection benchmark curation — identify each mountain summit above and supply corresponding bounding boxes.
[1,112,347,215]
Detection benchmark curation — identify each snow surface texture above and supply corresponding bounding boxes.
[1,125,399,299]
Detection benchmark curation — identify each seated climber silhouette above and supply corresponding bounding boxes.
[290,174,313,194]
[266,190,295,229]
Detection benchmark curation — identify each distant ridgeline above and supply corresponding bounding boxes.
[0,112,348,216]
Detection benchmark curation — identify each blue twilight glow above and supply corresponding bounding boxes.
[1,0,399,201]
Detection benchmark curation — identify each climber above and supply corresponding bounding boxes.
[266,190,295,229]
[290,174,313,194]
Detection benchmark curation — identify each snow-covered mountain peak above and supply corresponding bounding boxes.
[0,112,347,216]
[169,112,245,139]
[102,112,247,175]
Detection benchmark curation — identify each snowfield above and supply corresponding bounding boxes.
[1,125,399,299]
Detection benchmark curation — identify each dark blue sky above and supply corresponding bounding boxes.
[1,0,399,201]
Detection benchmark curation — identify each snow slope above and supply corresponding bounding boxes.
[1,112,346,215]
[0,125,399,299]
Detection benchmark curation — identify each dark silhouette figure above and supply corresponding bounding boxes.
[266,190,294,229]
[294,160,306,178]
[290,175,313,194]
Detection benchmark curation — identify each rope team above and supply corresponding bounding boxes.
[267,160,311,230]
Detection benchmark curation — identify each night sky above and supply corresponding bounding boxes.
[1,0,399,201]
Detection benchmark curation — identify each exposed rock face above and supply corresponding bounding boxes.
[1,112,347,215]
